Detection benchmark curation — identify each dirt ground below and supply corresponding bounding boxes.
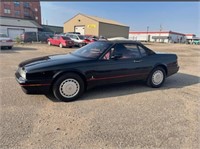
[0,42,200,149]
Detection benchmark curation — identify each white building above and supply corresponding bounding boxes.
[185,34,197,44]
[0,16,42,40]
[129,31,186,43]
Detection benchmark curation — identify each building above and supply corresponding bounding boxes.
[41,25,63,34]
[0,0,41,24]
[0,16,42,40]
[64,13,129,38]
[185,34,196,44]
[129,31,186,43]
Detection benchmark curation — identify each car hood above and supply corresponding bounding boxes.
[19,53,89,70]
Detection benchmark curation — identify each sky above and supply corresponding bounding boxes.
[41,2,200,36]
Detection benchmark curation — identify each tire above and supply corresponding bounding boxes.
[59,43,63,48]
[8,46,12,49]
[48,41,51,46]
[79,43,83,48]
[53,73,85,102]
[146,67,166,88]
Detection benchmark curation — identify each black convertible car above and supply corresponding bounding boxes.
[15,40,179,102]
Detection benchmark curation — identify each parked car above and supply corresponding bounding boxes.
[0,33,14,49]
[192,39,200,45]
[47,35,74,48]
[15,40,179,102]
[84,35,99,44]
[20,32,54,43]
[66,34,87,47]
[65,32,80,35]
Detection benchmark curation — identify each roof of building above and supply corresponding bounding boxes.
[0,16,42,28]
[41,25,63,33]
[129,31,185,36]
[65,13,129,27]
[185,34,196,36]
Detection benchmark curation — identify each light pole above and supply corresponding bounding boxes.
[147,26,149,42]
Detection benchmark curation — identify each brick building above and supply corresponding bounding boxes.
[0,0,41,24]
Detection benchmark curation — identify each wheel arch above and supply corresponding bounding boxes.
[153,63,168,76]
[51,70,87,90]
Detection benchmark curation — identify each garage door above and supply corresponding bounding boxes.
[75,26,85,35]
[8,28,24,40]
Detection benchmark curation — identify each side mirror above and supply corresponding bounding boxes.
[111,53,123,59]
[76,38,79,40]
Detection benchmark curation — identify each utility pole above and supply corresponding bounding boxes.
[147,26,149,42]
[159,24,162,42]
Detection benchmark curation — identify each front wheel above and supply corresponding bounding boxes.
[59,43,63,48]
[146,67,166,88]
[48,41,51,46]
[52,73,85,102]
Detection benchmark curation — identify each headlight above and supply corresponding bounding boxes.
[18,67,26,79]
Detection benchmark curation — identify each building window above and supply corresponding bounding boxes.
[23,2,29,8]
[14,1,20,7]
[35,16,38,20]
[15,10,20,16]
[35,8,38,12]
[4,9,11,14]
[24,11,29,16]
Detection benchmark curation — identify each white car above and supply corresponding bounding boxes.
[0,33,14,49]
[66,34,86,47]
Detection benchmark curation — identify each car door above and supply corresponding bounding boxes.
[87,43,152,86]
[51,36,57,45]
[55,36,60,45]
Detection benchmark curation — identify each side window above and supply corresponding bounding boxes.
[111,43,141,59]
[138,45,147,57]
[124,44,141,59]
[103,50,111,60]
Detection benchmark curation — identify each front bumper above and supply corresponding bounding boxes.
[15,72,51,94]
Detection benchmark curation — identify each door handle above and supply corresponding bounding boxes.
[133,60,142,63]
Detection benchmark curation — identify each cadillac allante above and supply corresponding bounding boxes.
[15,40,179,102]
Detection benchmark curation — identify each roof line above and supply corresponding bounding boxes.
[63,13,82,24]
[81,13,128,27]
[129,31,186,36]
[64,13,128,27]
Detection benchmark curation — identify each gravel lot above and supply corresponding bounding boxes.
[0,43,200,149]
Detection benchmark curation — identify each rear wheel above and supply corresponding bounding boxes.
[146,67,166,88]
[79,43,83,48]
[53,73,85,102]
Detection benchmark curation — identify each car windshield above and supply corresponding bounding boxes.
[0,34,8,37]
[72,42,112,59]
[62,36,71,40]
[78,35,85,40]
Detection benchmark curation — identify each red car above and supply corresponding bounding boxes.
[47,36,74,48]
[84,35,99,44]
